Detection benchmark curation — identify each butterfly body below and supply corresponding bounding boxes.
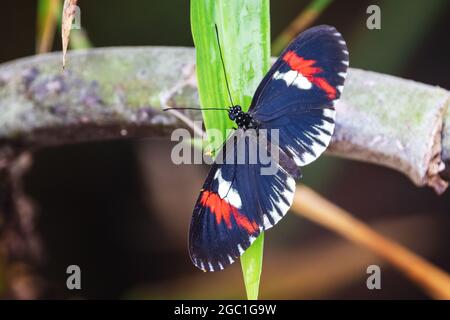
[228,105,259,130]
[190,25,349,271]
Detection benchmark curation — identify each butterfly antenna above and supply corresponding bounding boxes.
[215,24,235,107]
[163,107,228,111]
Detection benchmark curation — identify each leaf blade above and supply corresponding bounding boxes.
[190,0,270,300]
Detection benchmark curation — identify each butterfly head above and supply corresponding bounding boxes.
[228,105,258,130]
[228,105,242,121]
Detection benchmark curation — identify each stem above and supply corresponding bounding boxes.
[292,185,450,299]
[272,0,333,55]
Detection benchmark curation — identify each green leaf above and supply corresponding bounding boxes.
[190,0,270,300]
[36,0,61,53]
[240,231,264,300]
[191,0,270,154]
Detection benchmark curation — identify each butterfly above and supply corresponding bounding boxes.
[189,25,349,271]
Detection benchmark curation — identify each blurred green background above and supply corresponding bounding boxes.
[1,0,450,299]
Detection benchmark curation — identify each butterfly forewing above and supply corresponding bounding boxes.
[251,25,348,166]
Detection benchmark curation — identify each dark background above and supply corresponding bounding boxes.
[1,0,449,299]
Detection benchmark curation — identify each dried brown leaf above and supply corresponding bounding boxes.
[61,0,78,68]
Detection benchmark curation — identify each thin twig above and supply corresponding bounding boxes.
[36,0,60,54]
[272,0,333,55]
[292,185,450,299]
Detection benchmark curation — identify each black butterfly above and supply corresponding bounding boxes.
[189,25,349,271]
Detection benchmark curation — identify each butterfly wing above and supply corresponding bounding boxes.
[250,25,348,166]
[189,131,296,271]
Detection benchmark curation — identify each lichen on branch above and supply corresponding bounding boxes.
[0,47,449,192]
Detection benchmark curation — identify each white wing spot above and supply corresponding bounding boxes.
[338,72,347,79]
[262,214,273,229]
[301,145,320,165]
[342,60,349,66]
[285,145,303,166]
[265,177,295,230]
[320,119,335,135]
[287,175,296,192]
[285,107,335,167]
[273,70,312,90]
[215,169,242,209]
[322,108,336,120]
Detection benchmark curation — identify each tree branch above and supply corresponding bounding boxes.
[0,47,449,192]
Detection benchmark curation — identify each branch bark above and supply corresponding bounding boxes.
[0,47,449,192]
